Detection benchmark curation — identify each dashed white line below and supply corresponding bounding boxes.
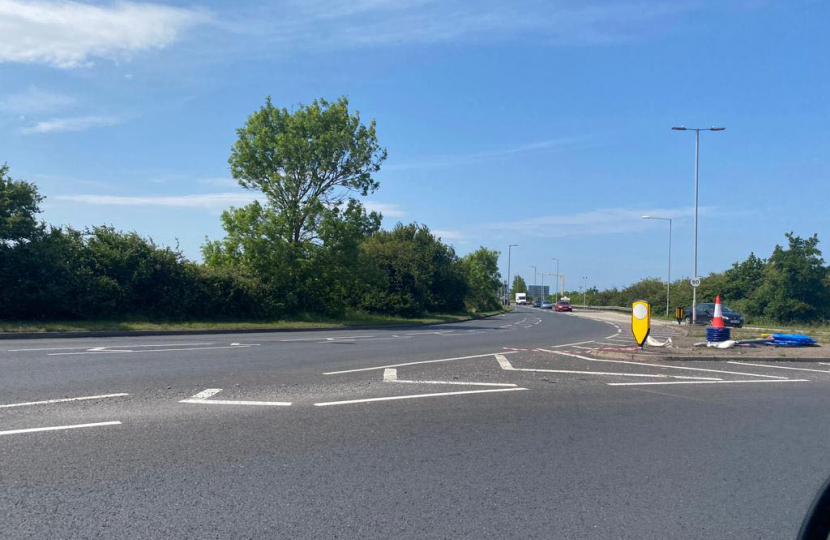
[49,344,261,356]
[9,342,214,352]
[0,393,129,409]
[313,387,528,407]
[0,421,122,436]
[323,351,517,375]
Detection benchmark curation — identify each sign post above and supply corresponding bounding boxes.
[631,300,651,349]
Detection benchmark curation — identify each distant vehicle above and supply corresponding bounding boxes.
[515,293,527,305]
[555,300,572,312]
[541,300,553,309]
[532,300,542,308]
[684,302,744,327]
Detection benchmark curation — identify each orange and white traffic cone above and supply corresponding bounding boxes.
[711,295,725,328]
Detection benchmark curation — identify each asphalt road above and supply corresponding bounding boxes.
[2,307,829,539]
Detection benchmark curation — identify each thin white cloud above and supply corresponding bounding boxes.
[484,206,710,238]
[0,0,209,68]
[197,177,240,188]
[225,0,690,51]
[0,87,76,114]
[364,201,405,217]
[432,229,466,241]
[387,138,578,171]
[55,192,262,211]
[22,115,122,134]
[56,192,406,217]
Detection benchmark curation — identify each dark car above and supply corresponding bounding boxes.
[684,302,744,327]
[555,300,572,312]
[532,300,542,308]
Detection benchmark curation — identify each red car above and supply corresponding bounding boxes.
[554,300,572,312]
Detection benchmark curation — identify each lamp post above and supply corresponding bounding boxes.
[507,244,518,305]
[642,215,672,317]
[582,276,588,306]
[530,265,538,301]
[672,126,725,324]
[551,258,560,301]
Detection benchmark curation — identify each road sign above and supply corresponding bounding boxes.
[631,300,651,347]
[690,277,701,287]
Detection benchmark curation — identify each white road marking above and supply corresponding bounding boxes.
[541,350,790,380]
[0,421,122,436]
[9,342,215,352]
[314,387,528,407]
[323,351,517,375]
[180,388,291,406]
[728,361,830,374]
[494,354,719,380]
[383,368,517,387]
[0,393,129,409]
[49,344,260,356]
[608,379,809,387]
[550,340,597,348]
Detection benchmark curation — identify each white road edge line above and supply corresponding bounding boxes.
[541,350,790,380]
[0,421,122,436]
[323,351,518,375]
[383,368,517,387]
[0,393,129,409]
[314,387,527,407]
[728,361,830,374]
[608,379,810,387]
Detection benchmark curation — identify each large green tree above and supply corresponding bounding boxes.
[511,274,528,294]
[461,247,502,311]
[228,96,387,244]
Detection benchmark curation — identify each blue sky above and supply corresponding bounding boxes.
[1,0,828,291]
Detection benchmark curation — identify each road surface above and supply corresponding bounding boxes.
[2,307,829,539]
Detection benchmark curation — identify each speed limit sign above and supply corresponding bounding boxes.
[690,277,701,287]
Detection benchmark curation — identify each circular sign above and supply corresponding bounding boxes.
[633,303,648,320]
[690,277,701,287]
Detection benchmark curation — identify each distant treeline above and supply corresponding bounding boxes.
[0,97,504,321]
[563,233,830,325]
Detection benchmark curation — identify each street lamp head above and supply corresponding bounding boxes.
[671,126,687,131]
[710,127,726,131]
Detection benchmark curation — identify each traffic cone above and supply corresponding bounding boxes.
[711,295,725,328]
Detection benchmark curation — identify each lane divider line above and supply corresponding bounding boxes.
[383,368,517,387]
[540,349,791,380]
[0,393,129,409]
[323,351,517,375]
[0,421,122,436]
[180,388,291,406]
[727,361,830,374]
[494,354,720,380]
[608,379,810,387]
[314,387,527,407]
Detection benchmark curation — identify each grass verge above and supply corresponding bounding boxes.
[0,308,512,334]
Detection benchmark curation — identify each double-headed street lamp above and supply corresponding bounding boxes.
[642,215,672,317]
[672,126,725,324]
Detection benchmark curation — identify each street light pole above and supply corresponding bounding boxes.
[672,126,725,324]
[642,216,672,317]
[551,258,560,301]
[582,276,588,306]
[530,265,538,301]
[507,244,517,305]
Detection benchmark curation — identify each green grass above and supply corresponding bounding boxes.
[0,308,512,334]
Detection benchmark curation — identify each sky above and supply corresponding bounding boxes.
[1,0,828,291]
